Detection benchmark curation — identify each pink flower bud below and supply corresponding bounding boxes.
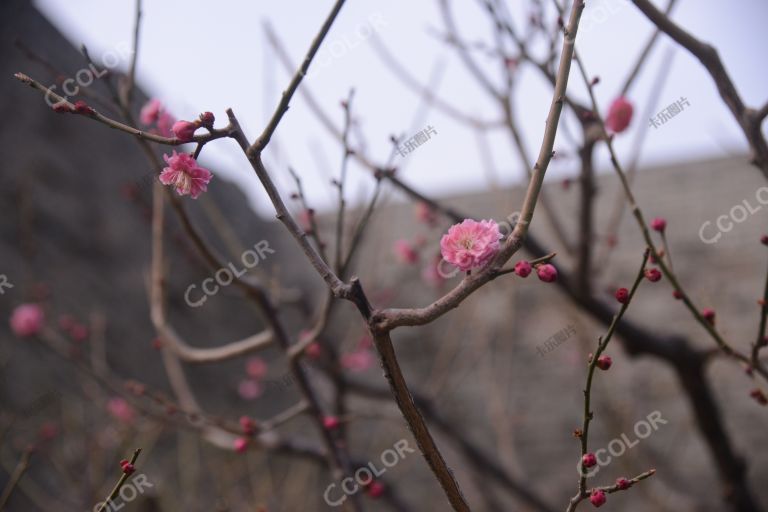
[394,240,419,264]
[536,263,558,283]
[199,111,215,129]
[596,355,612,371]
[672,290,683,300]
[246,357,268,379]
[615,287,629,304]
[306,342,322,359]
[650,217,667,232]
[589,489,606,507]
[10,304,44,338]
[514,260,532,278]
[616,477,631,490]
[107,397,136,424]
[582,453,597,468]
[702,308,716,325]
[323,416,340,430]
[120,460,136,475]
[644,268,662,282]
[761,235,768,246]
[605,96,633,134]
[366,481,385,498]
[239,416,257,436]
[73,100,95,115]
[172,120,199,142]
[234,437,249,453]
[750,388,767,405]
[52,101,71,113]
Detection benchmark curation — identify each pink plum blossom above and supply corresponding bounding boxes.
[245,357,268,379]
[394,239,419,264]
[172,120,199,142]
[238,379,262,400]
[234,437,249,453]
[139,99,162,125]
[159,151,213,199]
[605,96,633,133]
[106,397,136,424]
[440,219,502,272]
[156,111,176,137]
[10,304,44,338]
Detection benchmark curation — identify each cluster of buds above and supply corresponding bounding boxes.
[513,260,557,282]
[171,112,215,142]
[52,99,96,116]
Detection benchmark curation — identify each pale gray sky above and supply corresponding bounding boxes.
[34,0,768,216]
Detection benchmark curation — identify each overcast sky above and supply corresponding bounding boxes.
[34,0,768,216]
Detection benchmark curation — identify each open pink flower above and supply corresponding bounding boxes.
[159,151,212,199]
[139,99,163,125]
[156,111,176,137]
[107,397,135,424]
[10,304,44,338]
[440,219,502,272]
[605,96,633,133]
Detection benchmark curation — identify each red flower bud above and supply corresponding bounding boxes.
[702,308,715,325]
[644,268,662,282]
[616,477,631,490]
[52,101,72,113]
[73,100,95,115]
[234,437,249,453]
[536,263,558,283]
[750,388,767,406]
[605,96,633,134]
[514,260,532,278]
[582,453,597,468]
[596,355,612,371]
[240,416,258,436]
[650,217,667,232]
[366,481,385,498]
[615,287,629,304]
[589,489,607,507]
[199,111,215,129]
[323,416,340,430]
[120,460,136,475]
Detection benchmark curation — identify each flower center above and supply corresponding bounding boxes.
[460,237,474,250]
[174,172,192,194]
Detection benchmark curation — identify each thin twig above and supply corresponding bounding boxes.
[95,449,142,512]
